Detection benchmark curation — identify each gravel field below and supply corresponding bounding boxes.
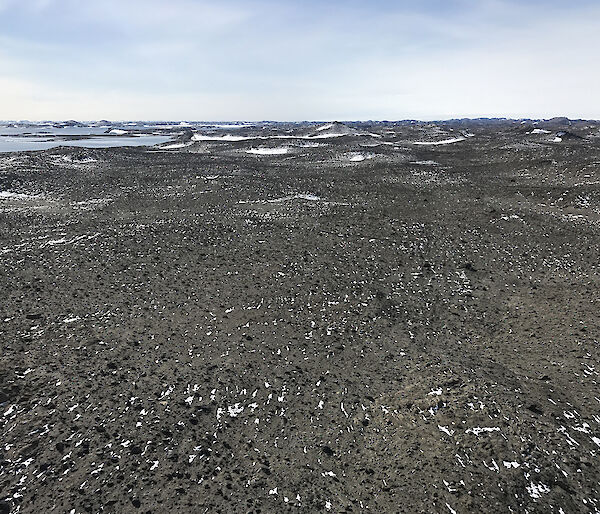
[1,120,600,513]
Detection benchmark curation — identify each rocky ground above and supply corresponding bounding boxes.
[1,120,600,513]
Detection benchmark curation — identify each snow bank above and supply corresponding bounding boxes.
[316,123,334,132]
[411,160,439,166]
[0,191,37,200]
[413,137,466,146]
[309,132,348,139]
[346,152,373,162]
[349,153,366,162]
[192,134,254,142]
[246,147,289,155]
[268,193,321,203]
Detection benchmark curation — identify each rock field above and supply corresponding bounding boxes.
[1,120,600,513]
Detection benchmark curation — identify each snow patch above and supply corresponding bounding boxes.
[466,427,501,436]
[192,134,255,142]
[227,404,244,417]
[527,482,550,499]
[411,160,439,166]
[438,425,455,436]
[310,132,347,139]
[348,153,366,162]
[0,191,38,200]
[247,147,289,156]
[413,137,466,146]
[267,193,321,203]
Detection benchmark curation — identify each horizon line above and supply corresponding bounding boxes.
[2,116,597,124]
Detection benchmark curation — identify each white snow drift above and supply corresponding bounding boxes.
[413,137,466,146]
[246,147,289,155]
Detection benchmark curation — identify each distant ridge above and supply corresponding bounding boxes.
[307,121,357,138]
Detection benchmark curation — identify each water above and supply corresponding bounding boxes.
[0,126,111,136]
[0,120,262,153]
[0,135,172,153]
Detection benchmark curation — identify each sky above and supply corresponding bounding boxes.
[1,0,599,121]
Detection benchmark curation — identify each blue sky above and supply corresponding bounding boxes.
[1,0,599,120]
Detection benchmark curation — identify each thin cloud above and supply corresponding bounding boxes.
[1,0,599,120]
